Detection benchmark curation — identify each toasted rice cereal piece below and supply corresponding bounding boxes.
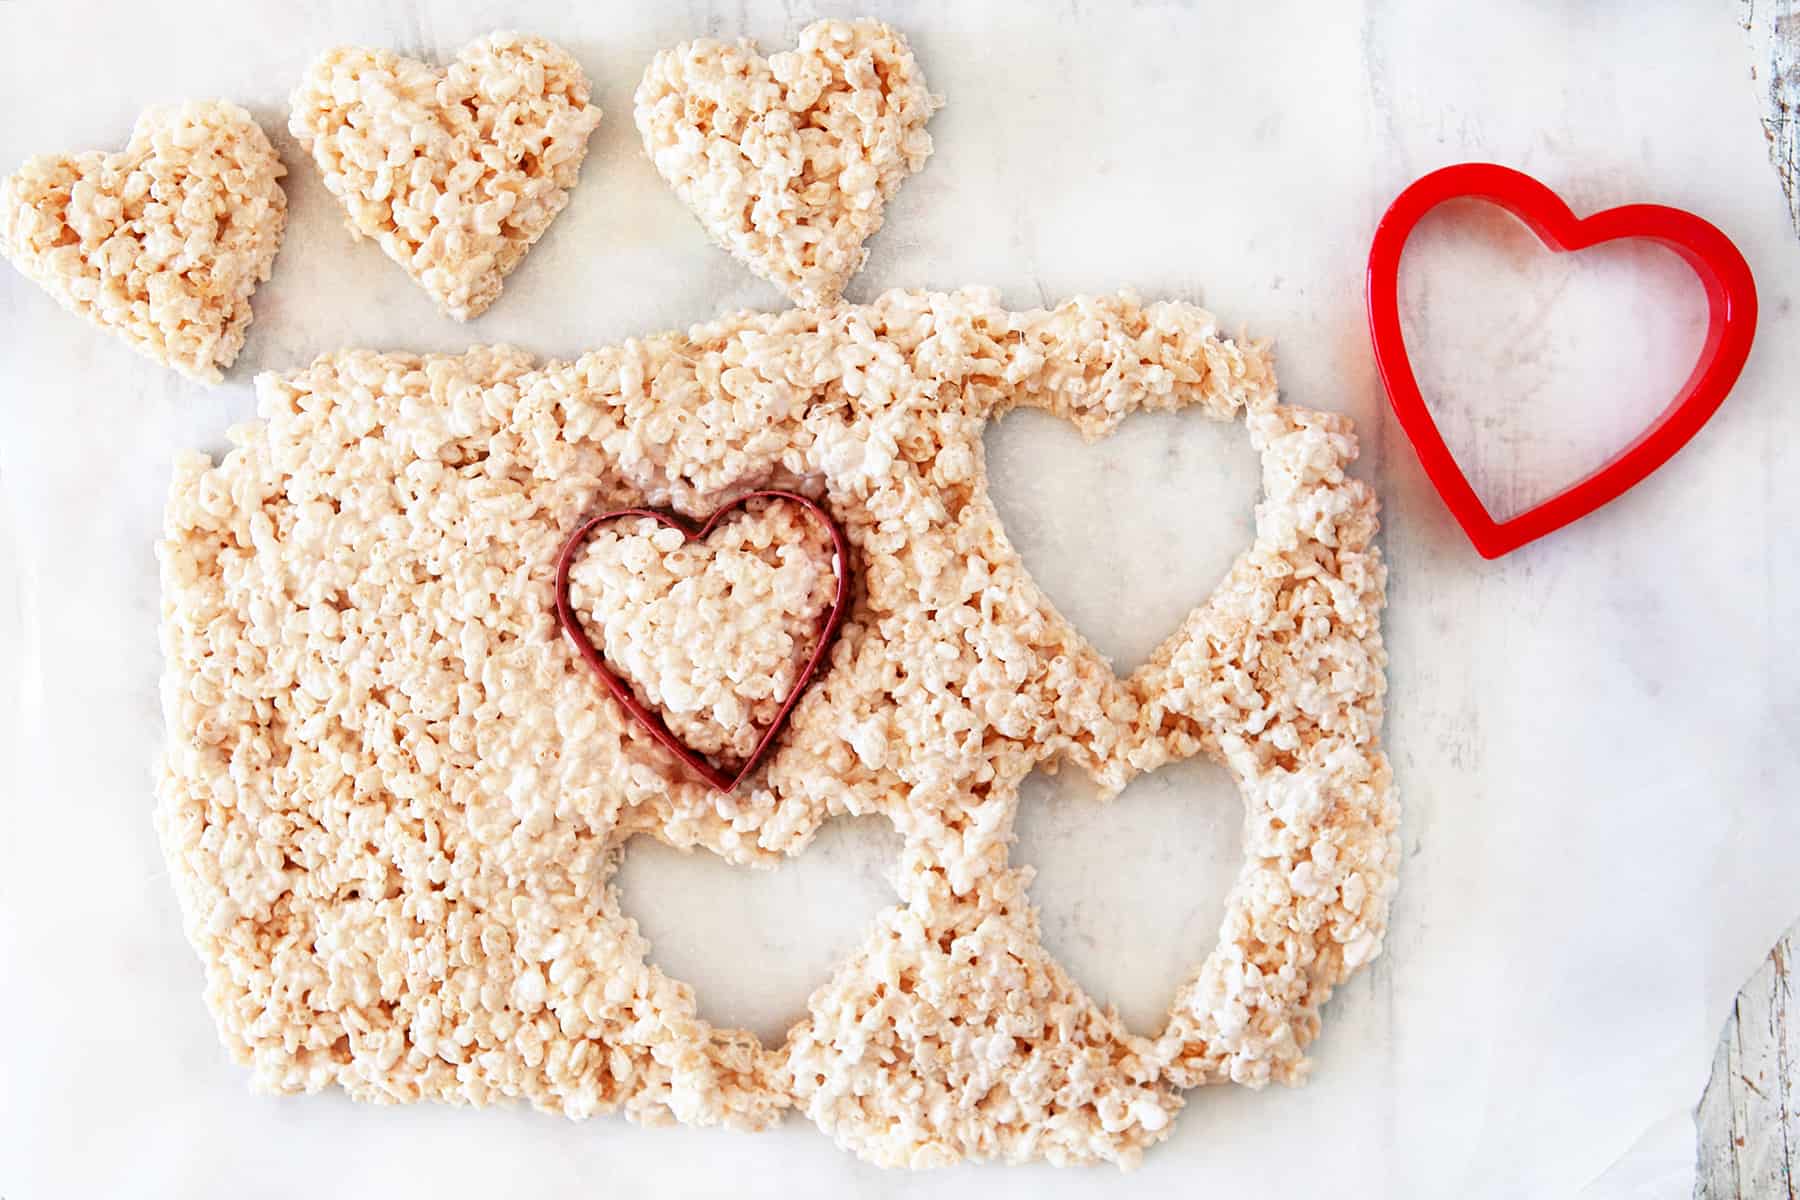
[289,31,602,321]
[567,500,839,763]
[0,101,286,384]
[635,19,940,308]
[156,289,1396,1168]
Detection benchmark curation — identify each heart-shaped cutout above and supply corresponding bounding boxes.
[1014,760,1242,1035]
[984,406,1260,673]
[0,101,286,384]
[554,490,851,792]
[289,31,603,321]
[1366,162,1757,558]
[615,815,902,1046]
[634,18,941,308]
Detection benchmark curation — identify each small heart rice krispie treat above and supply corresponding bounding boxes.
[635,19,940,308]
[0,101,287,384]
[289,31,603,321]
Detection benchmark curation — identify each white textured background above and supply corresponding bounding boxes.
[2,2,1798,1197]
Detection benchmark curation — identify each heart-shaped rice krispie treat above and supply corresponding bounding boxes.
[635,18,940,308]
[566,500,839,765]
[289,31,603,321]
[0,101,286,384]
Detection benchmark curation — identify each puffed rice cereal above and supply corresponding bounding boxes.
[636,19,940,308]
[0,101,286,384]
[156,288,1397,1168]
[289,31,603,321]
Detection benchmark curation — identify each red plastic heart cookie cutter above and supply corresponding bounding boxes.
[553,490,851,793]
[1366,162,1757,559]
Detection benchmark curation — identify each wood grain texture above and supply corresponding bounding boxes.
[1698,13,1800,1195]
[1744,0,1800,235]
[1696,920,1797,1199]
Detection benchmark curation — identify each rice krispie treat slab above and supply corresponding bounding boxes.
[289,31,603,321]
[0,101,286,384]
[636,19,940,308]
[156,289,1396,1168]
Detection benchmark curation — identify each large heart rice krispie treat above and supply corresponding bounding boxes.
[566,501,840,765]
[0,101,286,384]
[156,290,1396,1168]
[635,19,940,308]
[289,31,603,321]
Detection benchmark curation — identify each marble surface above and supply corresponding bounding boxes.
[3,2,1799,1197]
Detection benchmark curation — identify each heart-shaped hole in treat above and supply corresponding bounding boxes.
[1014,760,1243,1036]
[615,815,903,1046]
[554,491,851,791]
[984,408,1259,673]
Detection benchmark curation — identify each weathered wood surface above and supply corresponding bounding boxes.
[1695,14,1799,1195]
[1744,0,1800,235]
[1696,919,1798,1199]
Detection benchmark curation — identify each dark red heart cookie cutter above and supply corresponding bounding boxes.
[553,490,851,793]
[1366,162,1757,559]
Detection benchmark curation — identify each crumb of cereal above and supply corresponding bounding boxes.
[289,31,602,321]
[635,19,940,309]
[0,101,286,385]
[156,289,1396,1167]
[567,500,840,767]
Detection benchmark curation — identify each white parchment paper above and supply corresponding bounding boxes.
[2,3,1797,1197]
